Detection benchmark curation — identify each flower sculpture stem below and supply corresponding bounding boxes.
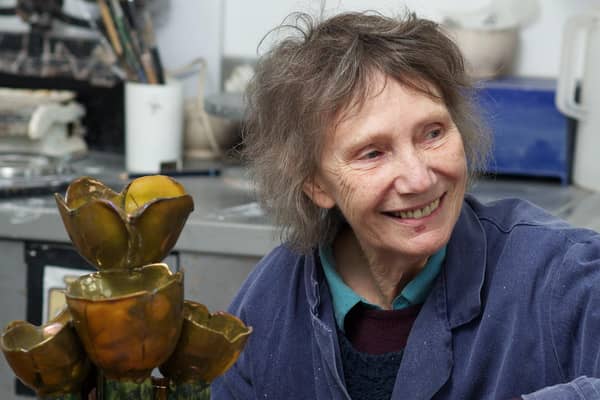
[100,377,154,400]
[168,382,210,400]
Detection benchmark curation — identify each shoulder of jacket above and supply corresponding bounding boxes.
[465,194,572,234]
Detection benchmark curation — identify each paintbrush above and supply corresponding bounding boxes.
[74,0,127,79]
[109,0,147,82]
[98,0,122,56]
[119,0,159,84]
[140,10,165,84]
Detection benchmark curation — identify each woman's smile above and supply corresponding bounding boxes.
[382,194,443,220]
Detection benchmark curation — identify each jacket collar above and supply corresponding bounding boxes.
[305,251,350,399]
[444,195,487,329]
[306,250,324,317]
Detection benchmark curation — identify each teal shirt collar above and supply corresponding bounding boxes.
[319,245,446,331]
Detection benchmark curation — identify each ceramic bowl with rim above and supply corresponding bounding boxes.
[444,25,519,80]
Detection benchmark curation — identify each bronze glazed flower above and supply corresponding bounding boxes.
[160,300,252,385]
[54,175,194,270]
[65,263,184,381]
[0,308,91,397]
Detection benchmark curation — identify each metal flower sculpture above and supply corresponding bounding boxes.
[54,175,194,270]
[0,309,91,399]
[2,175,252,399]
[160,300,252,396]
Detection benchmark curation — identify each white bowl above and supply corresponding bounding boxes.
[444,26,519,80]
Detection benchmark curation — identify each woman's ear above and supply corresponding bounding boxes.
[303,176,336,209]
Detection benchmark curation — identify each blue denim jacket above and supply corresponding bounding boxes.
[212,195,600,399]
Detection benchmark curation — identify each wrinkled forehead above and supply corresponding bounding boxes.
[329,71,445,135]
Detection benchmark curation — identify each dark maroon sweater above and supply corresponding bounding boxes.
[339,302,422,400]
[345,302,422,354]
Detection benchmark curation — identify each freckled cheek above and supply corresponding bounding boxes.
[447,152,468,202]
[442,146,468,177]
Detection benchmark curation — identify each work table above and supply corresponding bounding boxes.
[0,152,276,256]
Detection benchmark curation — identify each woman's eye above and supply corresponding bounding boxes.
[361,150,381,160]
[426,128,443,140]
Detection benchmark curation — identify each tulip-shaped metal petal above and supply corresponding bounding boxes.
[160,301,252,384]
[65,263,184,381]
[0,309,91,397]
[55,175,194,270]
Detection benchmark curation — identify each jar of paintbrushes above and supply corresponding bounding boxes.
[94,0,184,174]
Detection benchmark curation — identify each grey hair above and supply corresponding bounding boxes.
[242,10,491,254]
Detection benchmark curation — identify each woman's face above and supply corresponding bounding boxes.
[305,73,467,260]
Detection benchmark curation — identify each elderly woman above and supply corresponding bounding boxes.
[211,11,600,400]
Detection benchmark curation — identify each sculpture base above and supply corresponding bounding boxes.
[168,382,210,400]
[99,377,154,400]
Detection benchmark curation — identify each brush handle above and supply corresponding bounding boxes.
[150,47,165,84]
[98,0,122,56]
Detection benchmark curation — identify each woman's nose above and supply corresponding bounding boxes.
[392,150,436,194]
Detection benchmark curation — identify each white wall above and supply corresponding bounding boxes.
[154,0,223,98]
